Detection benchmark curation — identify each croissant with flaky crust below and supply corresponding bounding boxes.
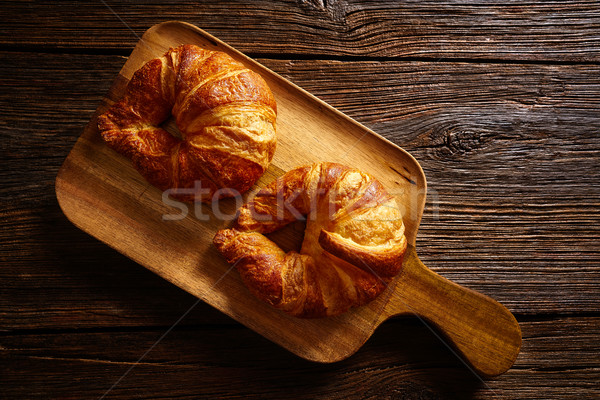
[97,44,277,202]
[214,162,407,318]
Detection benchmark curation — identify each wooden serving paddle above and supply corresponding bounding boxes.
[384,247,521,377]
[56,21,521,377]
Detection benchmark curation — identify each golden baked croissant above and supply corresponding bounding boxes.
[97,44,277,202]
[214,162,407,318]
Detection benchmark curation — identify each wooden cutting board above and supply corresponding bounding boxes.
[55,21,521,377]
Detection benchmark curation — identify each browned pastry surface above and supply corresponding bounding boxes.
[97,44,277,202]
[214,162,407,318]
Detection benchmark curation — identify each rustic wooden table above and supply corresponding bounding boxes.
[2,1,599,399]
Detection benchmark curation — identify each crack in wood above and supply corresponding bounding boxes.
[2,352,196,368]
[389,165,416,185]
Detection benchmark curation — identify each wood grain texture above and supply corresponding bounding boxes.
[2,1,600,397]
[1,1,599,61]
[1,318,598,399]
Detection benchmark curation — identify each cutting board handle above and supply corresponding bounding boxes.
[384,246,521,377]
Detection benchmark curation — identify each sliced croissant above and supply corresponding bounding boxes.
[214,162,407,318]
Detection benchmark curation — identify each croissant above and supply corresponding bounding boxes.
[213,162,407,318]
[97,44,277,202]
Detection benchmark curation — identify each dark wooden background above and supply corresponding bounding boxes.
[1,1,599,398]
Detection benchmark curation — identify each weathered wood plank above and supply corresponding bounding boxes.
[0,1,599,61]
[1,318,599,399]
[1,52,598,331]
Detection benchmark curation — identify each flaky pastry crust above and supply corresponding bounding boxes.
[97,44,277,202]
[214,162,407,318]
